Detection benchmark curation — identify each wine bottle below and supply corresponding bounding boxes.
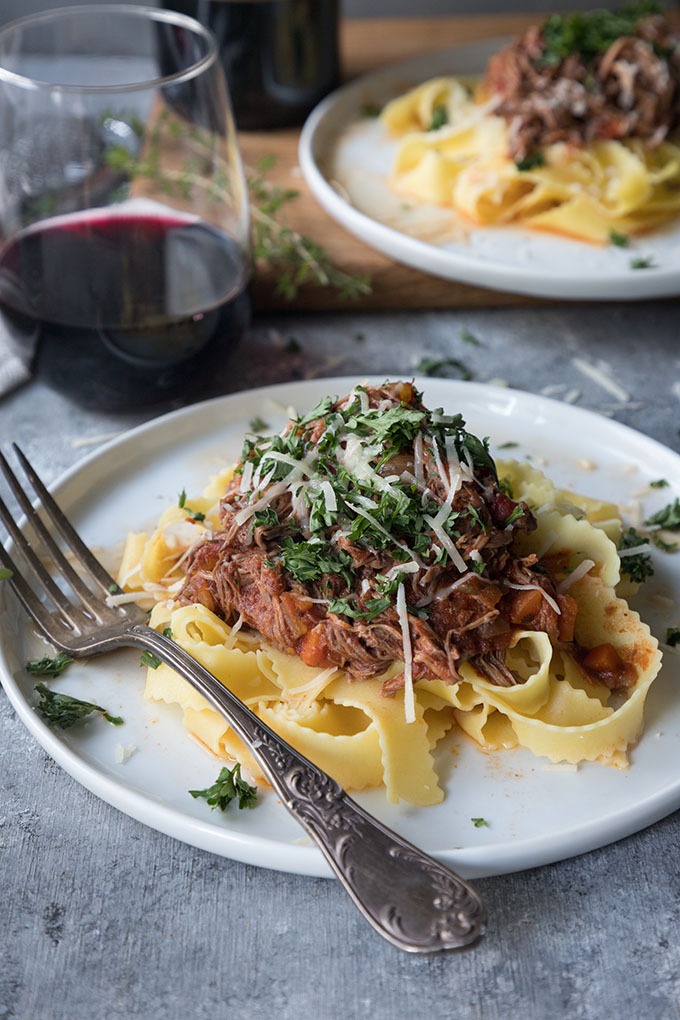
[163,0,341,129]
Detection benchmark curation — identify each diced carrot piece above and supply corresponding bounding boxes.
[508,587,544,625]
[298,626,331,669]
[582,642,621,676]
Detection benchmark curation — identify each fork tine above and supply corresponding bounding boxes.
[0,541,69,646]
[12,445,121,594]
[0,486,88,628]
[1,448,119,618]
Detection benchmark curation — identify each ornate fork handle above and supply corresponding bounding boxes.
[132,624,486,953]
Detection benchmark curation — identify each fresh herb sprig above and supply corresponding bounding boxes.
[248,159,372,301]
[104,114,371,303]
[34,683,124,729]
[189,763,257,811]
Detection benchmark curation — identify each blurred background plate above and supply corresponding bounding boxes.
[299,42,680,301]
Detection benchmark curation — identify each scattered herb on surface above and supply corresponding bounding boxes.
[0,566,13,580]
[459,328,480,346]
[189,763,257,811]
[249,416,270,433]
[285,337,302,354]
[178,489,205,522]
[646,498,680,530]
[666,626,680,648]
[416,356,473,380]
[471,817,490,828]
[630,256,656,270]
[609,230,630,247]
[34,683,124,729]
[361,102,382,119]
[497,441,519,449]
[26,652,73,678]
[650,479,669,489]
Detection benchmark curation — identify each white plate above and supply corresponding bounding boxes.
[299,41,680,301]
[1,377,679,878]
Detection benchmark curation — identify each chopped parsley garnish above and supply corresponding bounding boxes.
[609,230,630,247]
[0,566,13,580]
[140,650,162,669]
[646,498,680,530]
[189,763,257,811]
[503,505,526,528]
[540,3,663,67]
[459,328,480,346]
[471,817,490,828]
[416,356,473,380]
[666,626,680,648]
[361,102,382,119]
[249,416,270,433]
[650,479,669,489]
[34,682,124,729]
[232,383,531,645]
[279,538,353,586]
[178,490,205,522]
[428,104,448,131]
[327,595,392,622]
[515,152,545,171]
[26,652,73,677]
[253,507,280,528]
[285,336,301,354]
[630,256,656,270]
[619,527,654,583]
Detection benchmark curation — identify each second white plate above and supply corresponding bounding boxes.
[299,40,680,300]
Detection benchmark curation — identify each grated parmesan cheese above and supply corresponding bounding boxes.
[396,582,415,724]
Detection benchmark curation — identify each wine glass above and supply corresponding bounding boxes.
[0,4,251,410]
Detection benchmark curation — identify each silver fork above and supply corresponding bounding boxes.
[0,444,486,953]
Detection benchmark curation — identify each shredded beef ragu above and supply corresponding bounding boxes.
[482,10,680,160]
[178,382,632,694]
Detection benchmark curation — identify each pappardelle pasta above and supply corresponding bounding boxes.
[118,382,661,806]
[379,6,680,244]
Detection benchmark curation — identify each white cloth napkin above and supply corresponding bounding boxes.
[0,311,37,396]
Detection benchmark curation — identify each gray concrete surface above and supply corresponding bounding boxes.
[1,298,679,1020]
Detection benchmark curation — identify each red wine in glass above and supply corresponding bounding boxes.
[0,207,250,408]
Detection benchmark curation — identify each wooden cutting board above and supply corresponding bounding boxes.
[244,13,540,313]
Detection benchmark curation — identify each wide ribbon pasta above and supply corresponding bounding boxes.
[380,77,680,243]
[120,459,661,806]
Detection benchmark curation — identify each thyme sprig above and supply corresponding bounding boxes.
[247,159,372,301]
[104,112,371,302]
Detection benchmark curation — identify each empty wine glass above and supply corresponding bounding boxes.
[0,4,251,409]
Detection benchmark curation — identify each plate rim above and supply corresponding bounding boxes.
[1,375,679,879]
